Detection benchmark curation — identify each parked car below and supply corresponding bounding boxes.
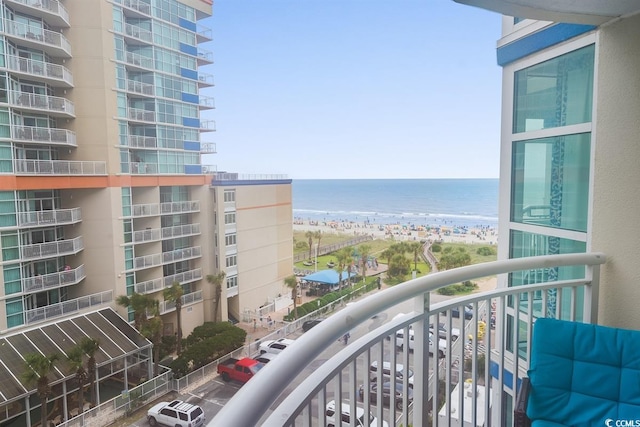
[259,337,296,355]
[325,400,388,427]
[254,352,278,364]
[302,318,325,332]
[358,381,414,410]
[395,328,447,358]
[217,357,264,384]
[451,304,474,320]
[430,322,461,340]
[369,361,414,387]
[147,400,205,427]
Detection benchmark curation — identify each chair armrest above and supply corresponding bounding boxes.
[514,377,532,427]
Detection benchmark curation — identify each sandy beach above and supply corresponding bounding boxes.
[293,218,498,246]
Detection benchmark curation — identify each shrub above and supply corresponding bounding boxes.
[476,246,496,256]
[431,243,442,252]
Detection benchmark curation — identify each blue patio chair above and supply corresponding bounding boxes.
[515,318,640,427]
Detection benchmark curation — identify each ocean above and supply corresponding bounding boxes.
[292,179,499,229]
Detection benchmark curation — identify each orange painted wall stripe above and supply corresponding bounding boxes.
[0,175,212,191]
[236,202,291,211]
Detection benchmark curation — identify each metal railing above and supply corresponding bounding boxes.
[17,207,81,227]
[21,236,83,260]
[24,290,113,326]
[12,125,76,146]
[125,51,154,69]
[9,90,74,116]
[2,19,72,56]
[124,23,153,43]
[14,159,107,175]
[5,54,73,86]
[211,173,289,182]
[4,0,70,26]
[126,79,155,96]
[23,265,86,293]
[127,201,199,218]
[211,252,605,426]
[128,135,157,148]
[158,290,203,315]
[197,72,214,87]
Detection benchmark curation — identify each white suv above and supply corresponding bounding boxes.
[325,400,388,427]
[395,328,447,358]
[147,400,205,427]
[369,361,414,387]
[259,337,295,355]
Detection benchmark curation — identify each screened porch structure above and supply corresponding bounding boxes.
[0,308,152,426]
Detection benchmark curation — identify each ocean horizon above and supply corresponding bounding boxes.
[292,178,499,229]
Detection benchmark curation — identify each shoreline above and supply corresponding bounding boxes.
[293,218,498,245]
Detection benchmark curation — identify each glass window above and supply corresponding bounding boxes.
[511,133,590,232]
[513,45,594,133]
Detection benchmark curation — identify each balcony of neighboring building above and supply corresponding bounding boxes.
[128,246,201,272]
[128,135,157,149]
[211,253,606,426]
[199,119,216,132]
[24,290,112,326]
[9,90,75,118]
[197,48,214,65]
[158,289,203,315]
[134,268,203,295]
[22,264,86,293]
[14,159,107,175]
[128,107,155,123]
[3,0,70,28]
[122,0,151,18]
[127,201,200,218]
[123,23,153,46]
[131,224,200,244]
[197,23,213,43]
[125,51,154,71]
[12,125,76,147]
[17,207,81,228]
[197,72,214,88]
[199,95,215,110]
[3,19,72,58]
[20,235,83,261]
[126,79,155,97]
[129,161,157,174]
[5,55,73,87]
[200,142,216,154]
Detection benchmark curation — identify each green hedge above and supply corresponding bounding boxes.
[436,280,478,295]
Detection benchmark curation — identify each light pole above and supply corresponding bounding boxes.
[314,243,319,272]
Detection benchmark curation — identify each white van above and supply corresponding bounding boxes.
[395,328,446,358]
[325,400,388,427]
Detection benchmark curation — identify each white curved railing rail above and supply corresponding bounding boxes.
[211,252,605,426]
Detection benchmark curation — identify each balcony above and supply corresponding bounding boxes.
[128,107,155,123]
[197,72,214,88]
[199,120,216,132]
[14,159,107,175]
[201,142,216,154]
[5,55,73,87]
[126,201,199,218]
[9,90,75,117]
[211,252,606,426]
[12,125,76,147]
[122,0,151,17]
[20,236,83,261]
[158,290,203,315]
[3,19,72,58]
[17,207,81,228]
[124,23,153,45]
[134,268,202,295]
[3,0,70,28]
[126,79,155,96]
[132,227,161,243]
[162,246,201,263]
[125,51,154,70]
[162,223,200,239]
[127,135,157,149]
[197,48,214,65]
[196,23,213,43]
[199,95,215,110]
[24,290,112,326]
[130,162,158,174]
[23,264,86,293]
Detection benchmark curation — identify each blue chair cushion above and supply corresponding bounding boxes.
[527,318,640,426]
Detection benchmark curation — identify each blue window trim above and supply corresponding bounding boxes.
[497,23,596,66]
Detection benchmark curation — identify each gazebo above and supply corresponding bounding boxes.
[302,269,357,295]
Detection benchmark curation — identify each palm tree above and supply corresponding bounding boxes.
[116,292,155,330]
[407,241,423,271]
[358,244,372,282]
[80,337,100,408]
[305,231,314,260]
[141,301,163,376]
[163,282,184,354]
[336,247,352,291]
[206,272,226,322]
[22,352,59,427]
[66,345,88,413]
[314,230,322,256]
[380,248,394,266]
[284,275,299,319]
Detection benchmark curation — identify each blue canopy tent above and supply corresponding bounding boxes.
[302,269,358,295]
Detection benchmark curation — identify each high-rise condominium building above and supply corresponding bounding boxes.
[0,0,293,424]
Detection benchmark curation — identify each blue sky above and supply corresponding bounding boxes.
[200,0,503,179]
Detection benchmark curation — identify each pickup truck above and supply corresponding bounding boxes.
[217,357,264,384]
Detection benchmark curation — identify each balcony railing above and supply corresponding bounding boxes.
[24,290,112,326]
[130,162,158,174]
[211,252,606,427]
[17,207,81,227]
[125,51,154,69]
[196,48,214,65]
[158,290,203,315]
[161,223,200,239]
[126,79,155,96]
[124,23,153,44]
[5,55,73,86]
[127,201,200,218]
[23,264,86,293]
[9,90,75,117]
[4,0,70,27]
[201,142,216,154]
[128,135,157,148]
[197,72,214,88]
[196,23,213,43]
[14,159,107,175]
[199,95,215,110]
[3,19,72,57]
[128,107,155,122]
[200,120,216,132]
[162,246,201,263]
[12,125,76,146]
[21,236,83,261]
[163,268,202,288]
[122,0,151,16]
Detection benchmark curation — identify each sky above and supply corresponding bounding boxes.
[199,0,503,179]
